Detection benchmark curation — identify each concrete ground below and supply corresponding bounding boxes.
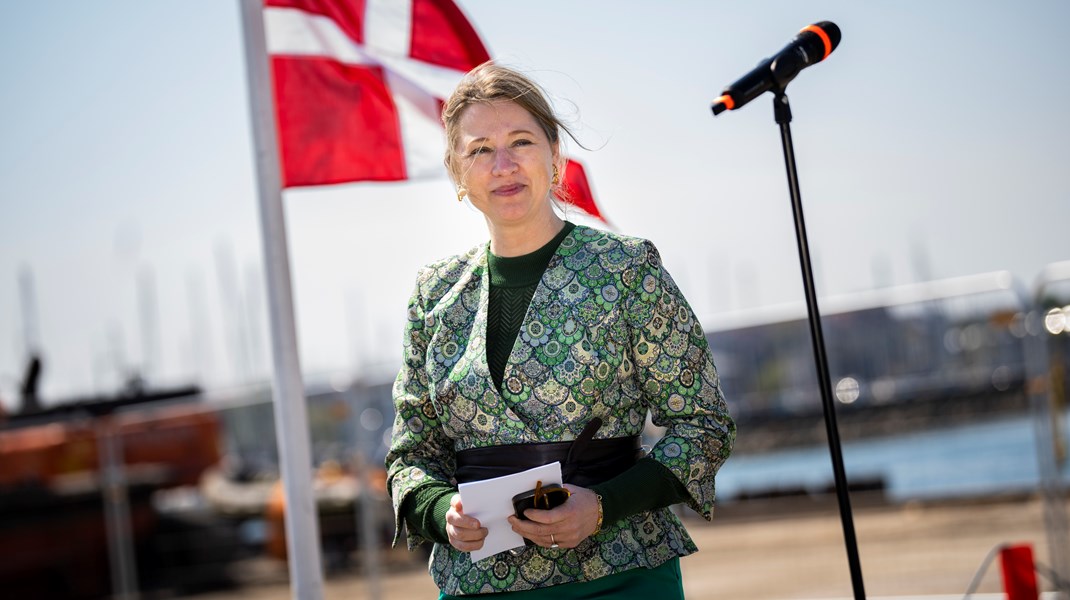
[191,494,1066,599]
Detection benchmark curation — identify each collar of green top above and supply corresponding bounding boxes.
[487,222,576,288]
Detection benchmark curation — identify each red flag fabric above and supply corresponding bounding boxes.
[558,159,605,224]
[265,0,488,184]
[263,0,607,222]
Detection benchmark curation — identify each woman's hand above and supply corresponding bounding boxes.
[446,493,488,552]
[507,485,600,549]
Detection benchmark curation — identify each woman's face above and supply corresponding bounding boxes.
[453,100,558,230]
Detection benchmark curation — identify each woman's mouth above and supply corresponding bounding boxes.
[493,184,524,196]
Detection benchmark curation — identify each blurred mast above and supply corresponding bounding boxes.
[17,265,40,356]
[215,241,252,383]
[185,271,215,385]
[137,266,160,384]
[237,0,325,597]
[17,266,43,412]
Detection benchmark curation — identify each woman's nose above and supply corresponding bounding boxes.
[491,149,518,175]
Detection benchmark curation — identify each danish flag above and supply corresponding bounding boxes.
[262,0,605,222]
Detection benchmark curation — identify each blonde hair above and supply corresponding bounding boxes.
[442,62,579,193]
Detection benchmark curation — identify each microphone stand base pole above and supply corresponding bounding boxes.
[773,91,867,600]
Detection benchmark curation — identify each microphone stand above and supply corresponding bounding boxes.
[772,91,867,599]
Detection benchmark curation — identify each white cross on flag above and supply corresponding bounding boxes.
[263,0,606,222]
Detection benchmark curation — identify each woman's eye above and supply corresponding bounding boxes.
[513,139,533,147]
[469,146,490,156]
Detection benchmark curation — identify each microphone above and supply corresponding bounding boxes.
[711,21,841,116]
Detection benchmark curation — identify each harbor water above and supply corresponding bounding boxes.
[716,410,1068,502]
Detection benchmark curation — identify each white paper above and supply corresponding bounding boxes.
[457,461,563,563]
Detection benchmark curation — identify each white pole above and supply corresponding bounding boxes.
[99,418,139,600]
[236,1,325,597]
[354,382,383,600]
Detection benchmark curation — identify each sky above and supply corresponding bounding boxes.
[1,1,1068,410]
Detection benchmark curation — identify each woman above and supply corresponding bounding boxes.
[386,62,735,598]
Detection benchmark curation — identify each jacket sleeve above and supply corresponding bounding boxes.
[625,240,736,520]
[385,271,458,549]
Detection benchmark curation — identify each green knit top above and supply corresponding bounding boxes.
[401,222,689,545]
[486,222,576,391]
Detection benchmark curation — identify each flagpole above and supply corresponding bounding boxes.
[237,1,325,598]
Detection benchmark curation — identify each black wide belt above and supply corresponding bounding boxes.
[454,418,642,488]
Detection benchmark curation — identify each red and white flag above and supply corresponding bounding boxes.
[263,0,606,222]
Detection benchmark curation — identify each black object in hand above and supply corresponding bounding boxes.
[512,480,570,546]
[511,480,570,547]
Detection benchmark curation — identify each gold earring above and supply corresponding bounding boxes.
[552,164,560,185]
[456,187,467,202]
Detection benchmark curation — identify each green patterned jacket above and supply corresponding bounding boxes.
[386,225,735,595]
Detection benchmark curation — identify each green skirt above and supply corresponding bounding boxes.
[437,557,684,599]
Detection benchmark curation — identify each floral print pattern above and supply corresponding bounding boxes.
[386,226,735,595]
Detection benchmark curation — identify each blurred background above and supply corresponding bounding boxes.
[1,1,1069,598]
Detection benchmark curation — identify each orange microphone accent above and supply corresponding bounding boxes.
[711,94,735,115]
[801,24,833,60]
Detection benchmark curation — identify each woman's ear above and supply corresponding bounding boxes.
[551,145,563,185]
